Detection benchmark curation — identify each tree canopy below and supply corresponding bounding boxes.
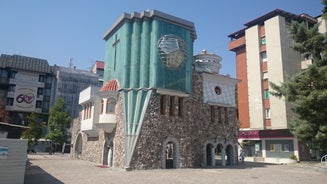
[270,2,327,155]
[22,112,43,146]
[46,97,71,145]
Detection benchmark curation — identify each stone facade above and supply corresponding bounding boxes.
[71,71,239,170]
[71,10,238,170]
[127,72,238,169]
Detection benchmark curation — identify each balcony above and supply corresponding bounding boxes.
[79,86,100,137]
[96,113,116,133]
[301,59,312,70]
[228,36,245,51]
[79,86,99,104]
[81,118,99,137]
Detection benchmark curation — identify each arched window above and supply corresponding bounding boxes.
[100,99,104,114]
[106,98,116,114]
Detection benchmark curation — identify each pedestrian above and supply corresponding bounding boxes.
[240,150,246,164]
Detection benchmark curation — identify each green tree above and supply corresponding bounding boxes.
[270,2,327,155]
[46,98,71,152]
[22,112,43,147]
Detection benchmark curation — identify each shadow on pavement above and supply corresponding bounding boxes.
[214,161,278,170]
[24,160,63,184]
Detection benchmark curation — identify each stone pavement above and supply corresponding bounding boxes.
[24,153,327,184]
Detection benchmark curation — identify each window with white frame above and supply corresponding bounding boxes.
[265,108,271,119]
[106,98,116,113]
[264,90,269,99]
[261,51,267,62]
[261,36,266,45]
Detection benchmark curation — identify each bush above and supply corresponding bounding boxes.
[289,154,297,160]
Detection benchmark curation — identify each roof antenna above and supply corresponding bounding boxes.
[68,57,73,68]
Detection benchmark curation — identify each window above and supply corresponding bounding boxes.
[39,75,45,82]
[42,101,49,113]
[224,107,229,123]
[84,104,88,120]
[265,108,271,119]
[36,101,42,108]
[218,107,222,122]
[261,36,266,45]
[9,71,17,79]
[264,90,269,99]
[178,97,183,116]
[282,144,290,152]
[261,51,267,62]
[8,84,16,92]
[160,95,166,115]
[44,89,51,96]
[169,96,175,116]
[210,106,216,122]
[263,72,268,79]
[6,98,14,106]
[106,98,116,113]
[100,99,104,114]
[37,88,43,97]
[0,69,8,77]
[269,144,275,152]
[88,103,92,119]
[83,103,92,120]
[45,76,52,84]
[215,86,221,95]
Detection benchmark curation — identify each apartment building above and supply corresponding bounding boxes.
[0,54,55,137]
[0,54,103,145]
[52,65,100,119]
[91,61,104,87]
[228,9,319,163]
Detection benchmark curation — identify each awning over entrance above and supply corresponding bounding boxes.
[238,129,294,139]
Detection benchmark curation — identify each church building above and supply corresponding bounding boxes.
[71,10,239,170]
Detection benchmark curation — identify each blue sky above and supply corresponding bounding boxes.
[0,0,323,77]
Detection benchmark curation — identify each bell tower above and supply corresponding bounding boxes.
[103,10,196,169]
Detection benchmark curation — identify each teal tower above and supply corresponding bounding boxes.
[103,10,196,168]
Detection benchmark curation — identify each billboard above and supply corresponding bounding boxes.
[0,146,8,159]
[13,86,36,112]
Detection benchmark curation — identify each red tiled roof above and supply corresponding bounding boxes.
[95,61,104,69]
[100,79,118,91]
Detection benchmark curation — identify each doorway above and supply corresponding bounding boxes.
[206,143,214,167]
[165,142,175,169]
[226,144,234,165]
[215,144,224,166]
[74,133,83,159]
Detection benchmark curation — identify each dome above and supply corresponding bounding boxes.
[100,79,118,91]
[194,50,222,74]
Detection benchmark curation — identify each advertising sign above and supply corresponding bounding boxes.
[0,146,8,159]
[14,86,36,112]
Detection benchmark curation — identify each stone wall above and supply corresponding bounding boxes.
[70,116,80,159]
[70,114,105,164]
[81,131,104,164]
[112,94,126,168]
[129,72,238,169]
[71,71,239,170]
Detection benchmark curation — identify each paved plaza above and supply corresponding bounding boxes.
[24,153,327,184]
